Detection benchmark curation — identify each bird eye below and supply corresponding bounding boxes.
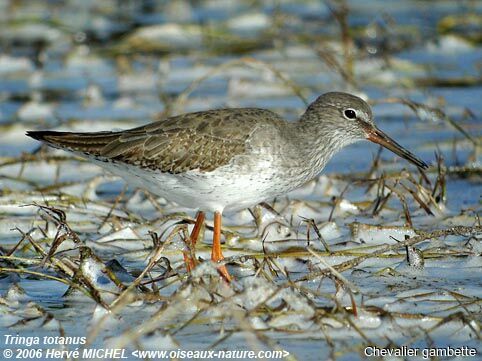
[343,108,357,120]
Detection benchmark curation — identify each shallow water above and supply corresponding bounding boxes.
[0,1,481,360]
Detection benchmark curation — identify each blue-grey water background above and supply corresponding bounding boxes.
[0,1,481,360]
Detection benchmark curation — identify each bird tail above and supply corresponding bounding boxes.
[26,130,119,155]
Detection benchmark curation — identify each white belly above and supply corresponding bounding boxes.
[96,158,300,213]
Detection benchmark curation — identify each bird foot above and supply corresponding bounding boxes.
[183,250,197,272]
[211,211,232,282]
[212,260,232,283]
[183,211,232,283]
[183,211,205,274]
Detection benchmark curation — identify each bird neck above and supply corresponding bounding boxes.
[292,113,356,175]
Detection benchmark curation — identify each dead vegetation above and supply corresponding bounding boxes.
[0,0,481,358]
[1,150,480,354]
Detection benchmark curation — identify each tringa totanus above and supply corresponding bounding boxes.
[27,92,428,281]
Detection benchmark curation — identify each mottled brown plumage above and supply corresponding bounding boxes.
[28,108,283,174]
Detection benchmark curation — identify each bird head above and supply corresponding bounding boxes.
[301,92,428,169]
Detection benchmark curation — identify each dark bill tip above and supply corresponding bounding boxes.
[365,126,429,170]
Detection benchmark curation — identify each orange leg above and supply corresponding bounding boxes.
[183,211,205,272]
[211,211,232,282]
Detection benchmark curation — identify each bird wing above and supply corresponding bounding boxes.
[27,108,280,174]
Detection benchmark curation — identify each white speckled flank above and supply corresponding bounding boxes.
[95,146,308,213]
